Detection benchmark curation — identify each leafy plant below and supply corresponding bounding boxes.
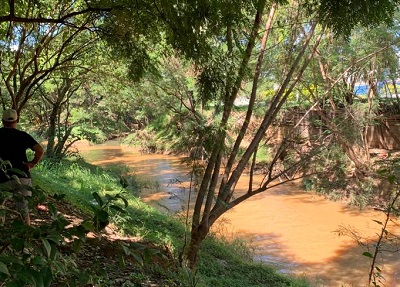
[362,170,400,287]
[0,181,129,286]
[89,191,128,232]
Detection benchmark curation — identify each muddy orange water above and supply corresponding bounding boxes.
[78,141,400,287]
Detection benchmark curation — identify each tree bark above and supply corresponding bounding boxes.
[187,0,268,268]
[186,5,322,268]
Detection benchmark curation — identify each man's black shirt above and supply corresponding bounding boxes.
[0,127,39,181]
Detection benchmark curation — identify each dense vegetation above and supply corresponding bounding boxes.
[1,158,311,286]
[1,0,400,285]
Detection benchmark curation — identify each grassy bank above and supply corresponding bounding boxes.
[32,158,310,287]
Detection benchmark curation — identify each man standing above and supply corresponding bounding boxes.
[0,109,44,225]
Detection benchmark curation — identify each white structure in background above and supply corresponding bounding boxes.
[234,97,250,106]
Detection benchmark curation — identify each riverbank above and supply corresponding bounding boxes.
[28,158,310,287]
[74,140,400,287]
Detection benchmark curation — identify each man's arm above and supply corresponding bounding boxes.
[26,143,44,169]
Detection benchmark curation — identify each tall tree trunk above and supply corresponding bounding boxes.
[46,100,60,158]
[186,5,322,268]
[186,222,210,269]
[187,0,268,267]
[43,78,74,158]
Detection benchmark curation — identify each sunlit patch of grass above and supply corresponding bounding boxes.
[198,236,309,287]
[32,159,184,245]
[33,160,121,210]
[32,158,310,287]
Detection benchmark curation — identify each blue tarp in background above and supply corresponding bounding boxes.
[353,81,400,96]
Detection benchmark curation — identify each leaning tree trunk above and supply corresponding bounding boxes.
[186,0,268,268]
[45,80,72,158]
[185,4,322,268]
[186,222,210,269]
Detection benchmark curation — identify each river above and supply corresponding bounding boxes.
[78,141,400,287]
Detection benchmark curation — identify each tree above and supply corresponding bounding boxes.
[0,1,102,112]
[185,2,324,267]
[98,0,400,269]
[39,74,84,158]
[100,0,325,267]
[296,21,400,181]
[0,0,110,25]
[0,0,110,159]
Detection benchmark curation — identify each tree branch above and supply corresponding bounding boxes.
[1,1,111,25]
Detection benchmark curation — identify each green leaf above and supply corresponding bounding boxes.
[387,175,396,184]
[109,205,126,213]
[362,252,373,258]
[48,204,58,219]
[143,249,152,263]
[9,168,27,178]
[46,233,63,244]
[75,270,90,285]
[11,238,25,252]
[93,209,110,231]
[0,256,24,265]
[11,219,24,229]
[80,220,95,232]
[31,256,47,267]
[92,192,104,206]
[95,209,109,221]
[147,248,161,255]
[39,266,53,287]
[53,216,70,230]
[118,254,126,268]
[0,262,10,276]
[17,269,37,286]
[73,239,83,252]
[41,238,52,258]
[130,242,147,250]
[131,251,143,265]
[373,220,383,225]
[119,243,131,255]
[115,194,129,208]
[53,261,67,275]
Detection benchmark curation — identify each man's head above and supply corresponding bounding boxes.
[2,109,18,127]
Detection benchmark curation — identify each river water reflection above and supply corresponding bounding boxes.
[78,141,400,287]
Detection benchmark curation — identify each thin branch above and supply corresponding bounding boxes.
[0,5,111,25]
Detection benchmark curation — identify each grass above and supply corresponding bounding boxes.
[33,159,183,245]
[32,158,310,287]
